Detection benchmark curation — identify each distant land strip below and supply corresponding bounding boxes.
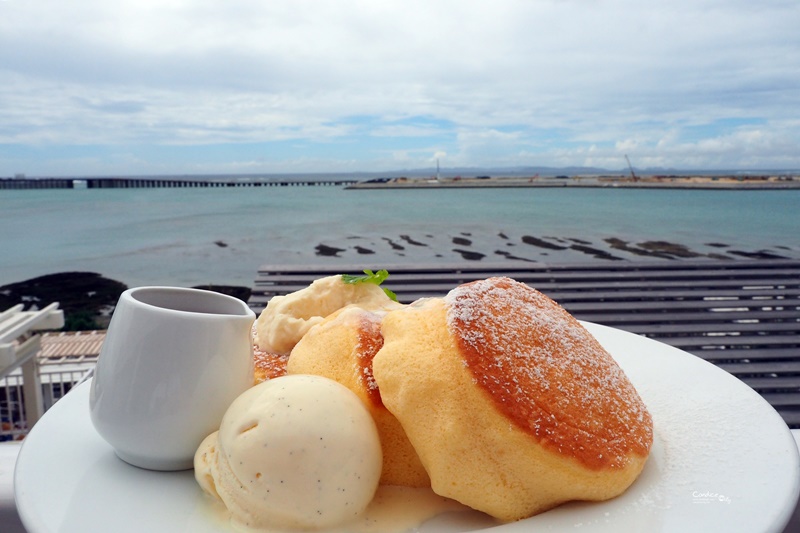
[346,174,800,190]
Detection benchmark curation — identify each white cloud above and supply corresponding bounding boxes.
[1,0,799,173]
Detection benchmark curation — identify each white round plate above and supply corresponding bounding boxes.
[15,322,800,532]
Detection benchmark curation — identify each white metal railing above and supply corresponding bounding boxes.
[0,303,67,439]
[0,366,94,441]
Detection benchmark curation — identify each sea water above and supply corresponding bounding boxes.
[1,185,798,288]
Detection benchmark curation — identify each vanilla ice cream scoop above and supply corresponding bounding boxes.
[194,374,383,531]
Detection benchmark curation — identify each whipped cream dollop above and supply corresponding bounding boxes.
[253,275,402,355]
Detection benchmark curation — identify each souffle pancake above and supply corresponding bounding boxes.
[288,305,430,488]
[371,277,653,521]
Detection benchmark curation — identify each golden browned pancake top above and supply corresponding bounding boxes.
[445,277,653,470]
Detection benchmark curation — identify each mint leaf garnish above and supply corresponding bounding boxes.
[341,269,398,301]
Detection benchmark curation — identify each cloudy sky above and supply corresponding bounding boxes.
[1,0,798,177]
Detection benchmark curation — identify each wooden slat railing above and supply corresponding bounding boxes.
[249,260,800,428]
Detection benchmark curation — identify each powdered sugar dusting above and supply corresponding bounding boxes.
[445,277,653,470]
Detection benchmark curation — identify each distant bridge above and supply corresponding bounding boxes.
[0,177,357,190]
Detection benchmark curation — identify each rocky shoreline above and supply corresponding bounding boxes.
[312,232,795,264]
[0,272,252,331]
[2,232,795,332]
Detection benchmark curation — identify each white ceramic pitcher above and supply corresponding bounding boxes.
[89,286,255,471]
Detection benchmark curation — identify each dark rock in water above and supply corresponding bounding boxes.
[315,244,346,257]
[0,272,128,331]
[728,250,790,259]
[452,236,472,246]
[605,238,786,260]
[354,246,376,255]
[382,237,405,251]
[494,250,537,262]
[637,241,703,259]
[569,244,625,261]
[400,235,428,247]
[498,232,509,240]
[605,238,679,259]
[521,235,568,250]
[453,249,485,261]
[214,240,229,248]
[605,238,649,257]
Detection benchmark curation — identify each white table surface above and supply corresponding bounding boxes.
[0,442,26,533]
